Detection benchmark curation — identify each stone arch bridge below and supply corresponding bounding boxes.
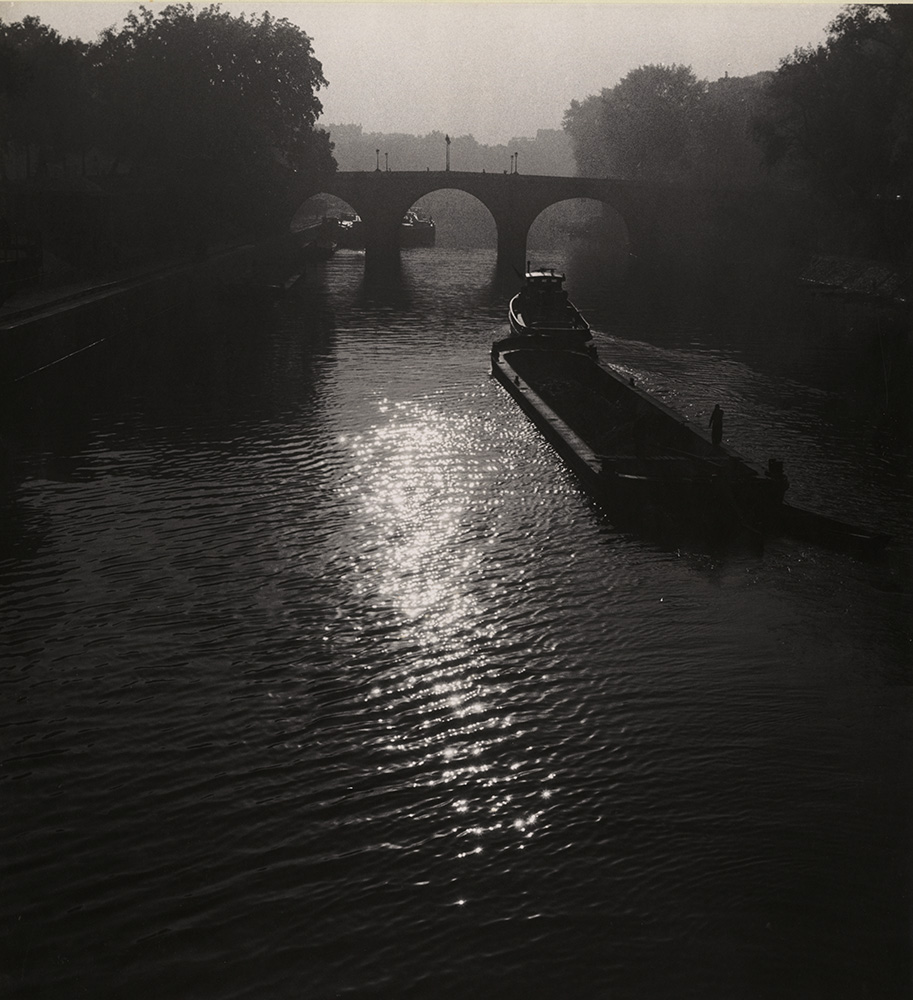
[293,170,712,273]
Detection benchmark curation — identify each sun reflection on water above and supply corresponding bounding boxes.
[338,396,555,857]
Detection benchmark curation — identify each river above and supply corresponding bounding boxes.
[1,247,910,999]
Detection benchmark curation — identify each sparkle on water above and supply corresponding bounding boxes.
[0,246,909,999]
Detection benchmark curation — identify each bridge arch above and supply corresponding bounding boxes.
[402,188,496,249]
[291,192,360,229]
[527,196,631,280]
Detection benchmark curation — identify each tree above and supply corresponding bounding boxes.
[605,64,705,181]
[563,92,614,177]
[90,4,335,240]
[693,73,772,186]
[564,65,705,182]
[0,16,91,178]
[753,4,913,255]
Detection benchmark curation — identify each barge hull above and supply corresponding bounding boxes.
[491,346,784,548]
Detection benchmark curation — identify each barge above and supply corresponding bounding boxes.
[493,268,789,548]
[493,269,891,555]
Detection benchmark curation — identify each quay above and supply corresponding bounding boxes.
[0,235,303,387]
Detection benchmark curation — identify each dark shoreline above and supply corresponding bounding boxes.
[0,234,306,389]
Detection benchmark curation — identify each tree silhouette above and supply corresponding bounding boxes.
[564,65,705,182]
[0,16,91,178]
[90,3,335,241]
[753,3,912,256]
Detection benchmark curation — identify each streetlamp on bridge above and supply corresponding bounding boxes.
[445,134,451,172]
[375,148,380,172]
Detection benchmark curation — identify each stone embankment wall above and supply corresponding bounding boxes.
[1,234,303,386]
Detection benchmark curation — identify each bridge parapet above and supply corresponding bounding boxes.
[297,170,646,220]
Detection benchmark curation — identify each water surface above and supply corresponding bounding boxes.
[1,248,910,999]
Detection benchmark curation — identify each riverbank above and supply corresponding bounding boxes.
[0,233,305,387]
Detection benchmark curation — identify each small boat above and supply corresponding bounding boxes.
[302,238,336,261]
[492,269,789,548]
[508,266,591,348]
[295,217,338,260]
[400,210,436,248]
[336,212,365,250]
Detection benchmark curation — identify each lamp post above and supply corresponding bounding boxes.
[445,134,451,172]
[385,152,389,172]
[375,148,380,171]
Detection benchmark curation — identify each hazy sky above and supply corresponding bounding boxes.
[2,2,844,144]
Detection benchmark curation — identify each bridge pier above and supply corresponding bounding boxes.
[362,207,403,269]
[494,202,541,278]
[495,225,527,278]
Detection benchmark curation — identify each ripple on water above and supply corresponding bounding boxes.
[0,248,909,1000]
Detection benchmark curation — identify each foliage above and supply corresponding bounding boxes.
[90,4,334,240]
[563,64,772,186]
[564,65,705,182]
[0,16,91,177]
[1,5,335,250]
[93,5,329,172]
[697,73,772,186]
[563,92,613,178]
[602,64,705,181]
[562,8,912,260]
[752,3,912,255]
